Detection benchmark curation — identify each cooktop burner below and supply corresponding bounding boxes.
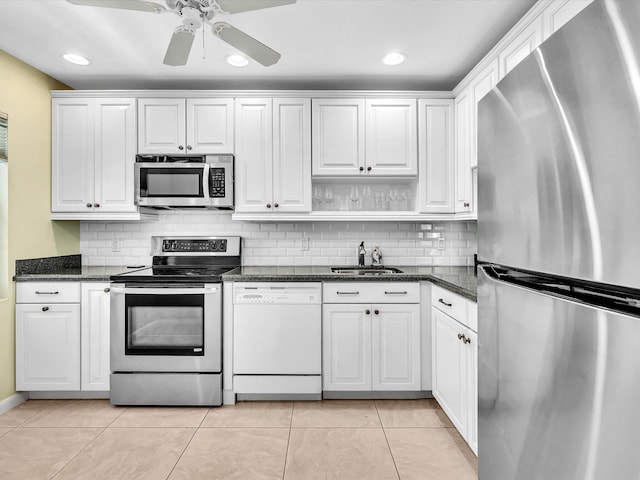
[110,236,241,284]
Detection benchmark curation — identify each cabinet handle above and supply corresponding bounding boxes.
[36,291,59,295]
[367,166,372,172]
[365,309,371,315]
[359,166,364,172]
[104,288,110,293]
[337,291,359,295]
[42,306,49,312]
[186,145,192,150]
[384,291,407,295]
[457,333,463,340]
[178,145,184,150]
[94,203,100,208]
[274,203,279,208]
[266,203,272,208]
[463,336,471,345]
[374,309,379,315]
[86,203,93,208]
[438,298,452,307]
[464,202,470,207]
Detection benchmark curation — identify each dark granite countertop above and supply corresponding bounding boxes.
[13,255,147,282]
[222,265,477,301]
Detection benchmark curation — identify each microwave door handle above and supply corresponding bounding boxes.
[202,164,210,199]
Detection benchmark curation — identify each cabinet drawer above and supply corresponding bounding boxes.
[323,282,419,303]
[431,285,468,326]
[16,282,81,304]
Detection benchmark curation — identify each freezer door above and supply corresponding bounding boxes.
[478,265,640,480]
[477,0,640,289]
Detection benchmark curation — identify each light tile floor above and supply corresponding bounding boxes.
[0,398,477,480]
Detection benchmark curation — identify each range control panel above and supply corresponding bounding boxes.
[234,285,322,305]
[161,239,227,253]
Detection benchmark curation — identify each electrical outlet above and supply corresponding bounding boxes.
[112,238,121,252]
[301,237,310,251]
[437,237,446,251]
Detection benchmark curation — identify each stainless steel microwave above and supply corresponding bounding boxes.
[135,154,234,209]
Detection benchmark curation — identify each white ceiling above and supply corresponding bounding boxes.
[0,0,537,91]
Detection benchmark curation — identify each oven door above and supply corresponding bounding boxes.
[135,163,211,207]
[110,283,221,372]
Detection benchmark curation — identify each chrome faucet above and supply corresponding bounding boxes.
[358,241,366,267]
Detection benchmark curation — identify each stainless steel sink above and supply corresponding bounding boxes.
[331,267,404,275]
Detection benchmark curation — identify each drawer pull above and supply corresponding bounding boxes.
[457,333,463,340]
[463,336,471,345]
[337,291,360,295]
[374,309,380,315]
[365,309,371,315]
[104,288,110,293]
[438,298,452,307]
[385,291,407,295]
[42,306,49,312]
[36,291,59,295]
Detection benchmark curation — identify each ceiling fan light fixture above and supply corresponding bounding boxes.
[382,52,407,66]
[62,52,91,66]
[226,54,249,67]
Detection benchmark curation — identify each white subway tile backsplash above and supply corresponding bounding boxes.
[79,212,476,268]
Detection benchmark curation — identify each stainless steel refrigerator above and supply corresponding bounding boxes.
[477,1,640,479]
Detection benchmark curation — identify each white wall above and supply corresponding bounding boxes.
[80,211,476,267]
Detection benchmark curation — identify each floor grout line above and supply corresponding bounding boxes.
[374,400,402,480]
[48,425,108,480]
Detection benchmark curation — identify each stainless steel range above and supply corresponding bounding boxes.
[109,236,240,406]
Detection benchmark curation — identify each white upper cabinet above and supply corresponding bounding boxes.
[312,98,365,176]
[454,89,473,213]
[418,99,454,214]
[52,98,137,217]
[543,0,593,37]
[498,16,544,78]
[312,98,417,176]
[235,98,311,213]
[365,99,417,176]
[138,98,233,154]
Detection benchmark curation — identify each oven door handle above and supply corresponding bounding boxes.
[110,286,219,295]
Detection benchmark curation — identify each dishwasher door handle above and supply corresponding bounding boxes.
[336,291,360,295]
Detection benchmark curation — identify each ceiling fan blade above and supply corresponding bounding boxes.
[212,22,281,66]
[215,0,296,14]
[66,0,165,13]
[163,28,196,66]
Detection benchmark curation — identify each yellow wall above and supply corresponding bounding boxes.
[0,50,79,402]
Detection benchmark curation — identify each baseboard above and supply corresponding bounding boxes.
[0,392,28,415]
[27,391,109,400]
[322,390,433,400]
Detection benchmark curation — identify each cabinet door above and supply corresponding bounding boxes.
[454,89,473,213]
[94,99,137,213]
[464,328,478,455]
[186,98,234,154]
[81,283,110,391]
[322,304,372,391]
[418,99,454,213]
[137,98,186,154]
[272,98,311,212]
[432,308,465,432]
[51,99,95,213]
[471,58,499,168]
[312,99,365,175]
[234,98,274,212]
[498,16,544,78]
[543,0,593,37]
[16,304,80,390]
[372,303,421,391]
[365,99,417,176]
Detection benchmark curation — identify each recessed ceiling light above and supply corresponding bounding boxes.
[226,54,249,67]
[382,52,407,66]
[62,53,91,66]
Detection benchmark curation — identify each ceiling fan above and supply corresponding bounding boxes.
[66,0,296,67]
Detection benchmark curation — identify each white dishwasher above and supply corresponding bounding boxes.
[233,282,322,400]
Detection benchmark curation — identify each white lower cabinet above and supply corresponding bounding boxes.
[81,283,111,391]
[322,282,421,392]
[431,285,478,454]
[16,281,110,392]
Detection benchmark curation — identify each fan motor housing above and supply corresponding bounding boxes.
[180,7,203,28]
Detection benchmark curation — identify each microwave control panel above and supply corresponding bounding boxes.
[209,168,226,198]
